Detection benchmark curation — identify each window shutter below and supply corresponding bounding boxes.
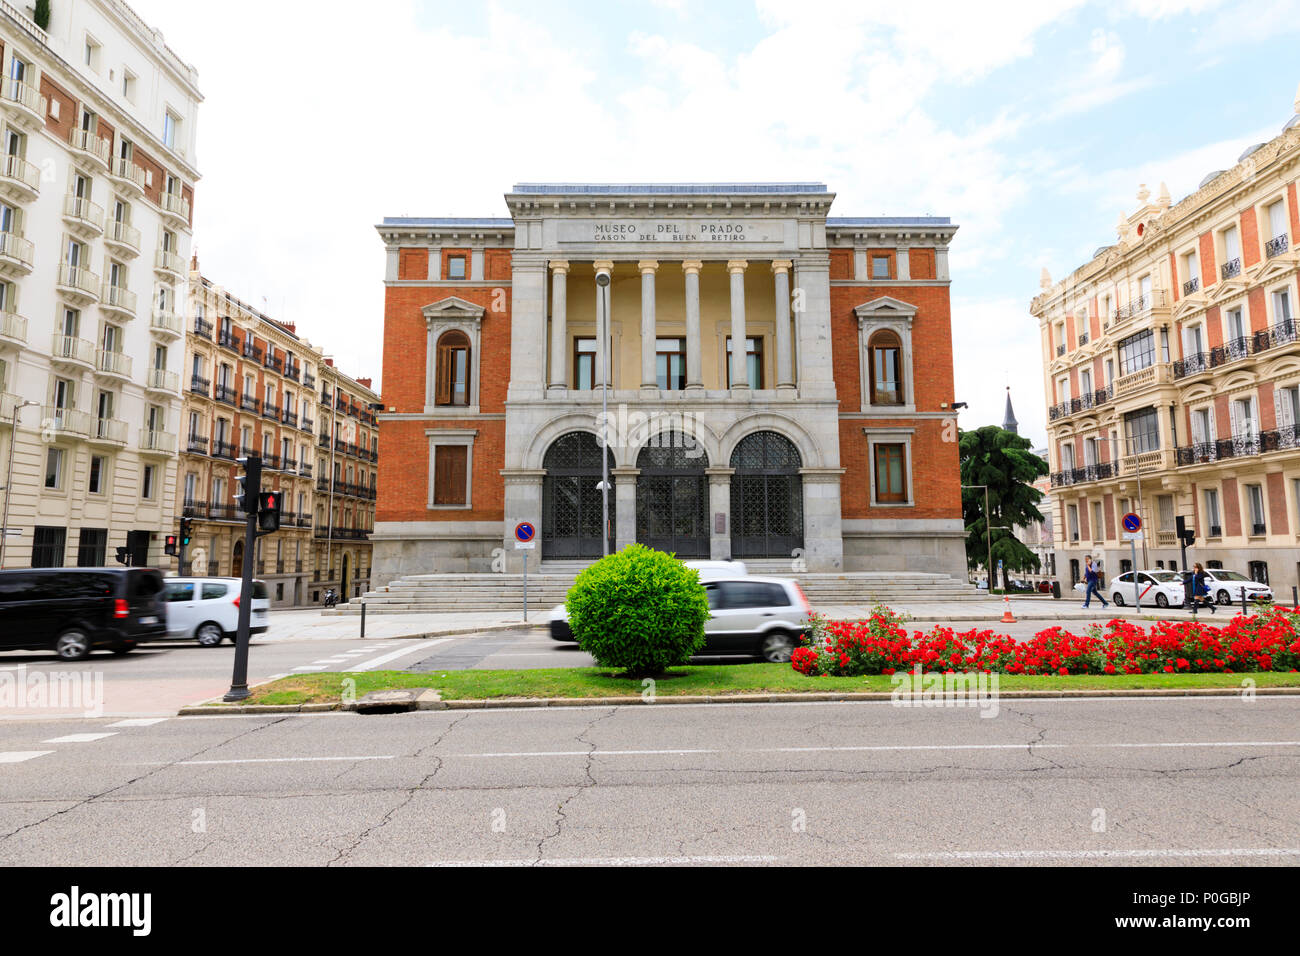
[433,445,467,505]
[435,342,451,405]
[1230,400,1243,438]
[1190,410,1205,445]
[1275,387,1292,430]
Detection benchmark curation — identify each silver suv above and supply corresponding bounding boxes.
[551,574,812,663]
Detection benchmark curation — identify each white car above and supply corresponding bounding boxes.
[1200,569,1274,606]
[1109,570,1187,608]
[163,577,271,646]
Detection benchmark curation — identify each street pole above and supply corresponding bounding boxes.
[597,270,611,556]
[1130,437,1149,569]
[225,455,261,702]
[0,400,37,569]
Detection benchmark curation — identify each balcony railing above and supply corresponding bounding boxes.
[1183,277,1200,296]
[50,333,95,367]
[214,383,238,406]
[105,220,142,255]
[301,417,315,433]
[62,194,105,234]
[1078,332,1088,346]
[1112,290,1167,324]
[242,341,263,362]
[298,462,314,478]
[240,393,261,414]
[213,440,238,460]
[210,504,240,522]
[140,430,177,455]
[155,249,185,275]
[100,283,137,317]
[1048,385,1113,421]
[193,316,213,339]
[282,410,298,428]
[0,153,39,197]
[112,158,147,195]
[217,329,241,352]
[68,128,111,168]
[264,405,281,422]
[160,192,190,222]
[1176,321,1298,379]
[151,310,183,337]
[1174,351,1210,378]
[0,230,34,272]
[0,310,27,344]
[95,350,132,379]
[186,434,209,455]
[1113,362,1172,397]
[0,77,46,122]
[284,364,301,382]
[1266,234,1289,258]
[40,405,91,437]
[56,264,101,300]
[1221,257,1242,280]
[303,372,316,389]
[264,354,284,374]
[189,374,210,396]
[1177,426,1300,467]
[146,368,179,393]
[91,417,127,445]
[1049,462,1116,488]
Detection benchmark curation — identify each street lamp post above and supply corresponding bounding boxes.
[0,400,39,569]
[596,268,611,556]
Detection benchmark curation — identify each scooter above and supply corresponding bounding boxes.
[323,588,338,608]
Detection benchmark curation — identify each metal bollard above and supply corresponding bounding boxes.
[1242,590,1248,616]
[361,600,366,639]
[1292,586,1297,608]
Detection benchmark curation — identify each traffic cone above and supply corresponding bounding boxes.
[1000,594,1017,624]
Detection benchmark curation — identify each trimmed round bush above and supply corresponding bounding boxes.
[567,544,710,676]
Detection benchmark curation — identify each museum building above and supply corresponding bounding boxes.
[371,183,963,585]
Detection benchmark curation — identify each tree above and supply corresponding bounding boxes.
[34,0,50,31]
[958,426,1049,590]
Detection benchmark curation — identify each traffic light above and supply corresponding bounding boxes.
[235,456,262,515]
[180,515,193,547]
[1176,515,1196,546]
[257,491,281,533]
[164,535,178,556]
[115,546,130,566]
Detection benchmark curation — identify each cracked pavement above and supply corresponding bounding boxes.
[0,696,1296,865]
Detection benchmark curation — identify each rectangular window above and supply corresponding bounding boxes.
[1123,407,1160,454]
[142,464,155,500]
[873,443,907,503]
[1205,488,1221,537]
[163,111,179,150]
[1117,329,1155,375]
[1227,307,1246,341]
[725,337,763,389]
[44,447,63,489]
[1274,288,1293,324]
[447,256,466,280]
[1067,504,1080,541]
[574,338,597,390]
[655,338,686,391]
[433,445,468,505]
[32,527,66,568]
[1091,501,1103,541]
[871,256,891,279]
[1247,484,1266,535]
[88,455,106,494]
[76,528,107,567]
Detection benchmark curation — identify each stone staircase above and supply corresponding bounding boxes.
[327,561,983,614]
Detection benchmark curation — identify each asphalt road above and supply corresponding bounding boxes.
[0,696,1295,866]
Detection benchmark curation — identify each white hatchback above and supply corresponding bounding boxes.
[163,577,271,646]
[1200,569,1274,606]
[1109,570,1187,608]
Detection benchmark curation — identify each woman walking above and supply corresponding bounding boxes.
[1192,562,1216,613]
[1082,555,1108,609]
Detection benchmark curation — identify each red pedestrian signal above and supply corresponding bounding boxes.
[164,534,178,556]
[257,490,281,533]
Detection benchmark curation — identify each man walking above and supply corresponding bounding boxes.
[1082,555,1109,609]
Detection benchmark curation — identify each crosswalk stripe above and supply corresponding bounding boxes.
[108,718,169,728]
[43,733,118,743]
[0,751,53,763]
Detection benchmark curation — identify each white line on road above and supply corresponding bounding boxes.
[42,733,117,743]
[175,755,397,765]
[895,848,1300,860]
[456,740,1300,758]
[0,751,53,763]
[427,855,784,867]
[108,718,169,728]
[348,639,450,672]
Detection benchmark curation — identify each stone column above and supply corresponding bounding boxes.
[792,259,836,401]
[706,467,734,560]
[548,260,569,391]
[799,467,846,571]
[727,260,748,392]
[936,245,950,281]
[897,247,911,281]
[611,467,639,550]
[683,260,703,390]
[772,260,794,392]
[639,260,658,393]
[593,259,614,392]
[507,260,547,400]
[501,469,546,573]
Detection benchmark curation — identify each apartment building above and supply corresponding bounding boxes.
[0,0,199,569]
[1034,89,1300,592]
[178,263,378,605]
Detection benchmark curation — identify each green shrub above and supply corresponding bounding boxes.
[34,0,50,30]
[566,544,710,676]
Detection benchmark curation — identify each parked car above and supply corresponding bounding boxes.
[1199,569,1274,606]
[0,567,167,660]
[551,574,812,663]
[162,577,271,646]
[1037,581,1054,594]
[1109,569,1188,608]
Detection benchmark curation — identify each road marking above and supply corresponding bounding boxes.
[290,666,321,672]
[894,848,1300,860]
[456,740,1300,758]
[108,718,168,728]
[175,755,396,765]
[0,751,53,763]
[42,733,117,743]
[427,855,783,867]
[349,639,451,672]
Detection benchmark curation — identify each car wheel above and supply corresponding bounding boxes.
[1155,593,1169,608]
[1113,592,1125,606]
[196,622,224,647]
[1216,590,1231,606]
[55,629,92,661]
[111,641,136,655]
[758,631,796,664]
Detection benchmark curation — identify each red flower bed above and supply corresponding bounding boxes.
[791,605,1300,677]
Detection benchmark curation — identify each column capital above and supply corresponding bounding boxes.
[771,259,793,274]
[638,260,659,274]
[682,259,703,275]
[727,259,748,274]
[593,259,615,274]
[549,259,570,275]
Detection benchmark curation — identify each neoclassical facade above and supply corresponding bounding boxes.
[373,183,963,582]
[1034,90,1300,590]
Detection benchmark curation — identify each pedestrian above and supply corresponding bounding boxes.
[1082,555,1109,609]
[1191,562,1216,614]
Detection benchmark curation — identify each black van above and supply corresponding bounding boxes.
[0,568,168,660]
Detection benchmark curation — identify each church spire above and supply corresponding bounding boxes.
[1002,386,1019,434]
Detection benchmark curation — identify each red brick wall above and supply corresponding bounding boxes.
[1267,472,1289,535]
[1222,478,1241,537]
[1103,493,1116,539]
[1199,231,1216,289]
[1205,306,1222,348]
[378,418,506,524]
[1259,381,1276,430]
[484,248,513,280]
[1289,183,1300,244]
[398,248,428,280]
[1248,287,1267,332]
[1169,252,1180,303]
[40,75,75,144]
[828,249,853,280]
[1241,207,1261,269]
[909,248,935,280]
[1214,394,1230,440]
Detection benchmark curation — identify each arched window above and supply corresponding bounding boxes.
[868,330,902,405]
[435,330,470,406]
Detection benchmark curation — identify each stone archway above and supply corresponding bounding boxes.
[729,431,804,558]
[636,431,710,558]
[542,432,615,558]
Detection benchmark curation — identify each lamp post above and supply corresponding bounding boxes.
[595,267,611,556]
[0,399,38,569]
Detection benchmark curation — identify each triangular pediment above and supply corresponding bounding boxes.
[421,296,486,322]
[854,295,917,325]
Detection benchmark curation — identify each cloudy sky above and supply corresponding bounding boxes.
[127,0,1300,445]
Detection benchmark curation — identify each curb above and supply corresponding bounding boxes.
[178,685,1300,714]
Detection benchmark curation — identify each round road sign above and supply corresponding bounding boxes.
[1121,512,1142,534]
[514,522,537,543]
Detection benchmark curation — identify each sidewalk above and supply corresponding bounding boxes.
[261,608,530,641]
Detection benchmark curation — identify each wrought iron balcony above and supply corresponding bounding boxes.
[186,434,209,455]
[217,329,241,352]
[1078,332,1088,346]
[189,374,210,396]
[1220,257,1241,280]
[240,393,261,414]
[1183,276,1200,296]
[214,383,238,406]
[1266,234,1289,258]
[213,440,238,460]
[194,316,213,339]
